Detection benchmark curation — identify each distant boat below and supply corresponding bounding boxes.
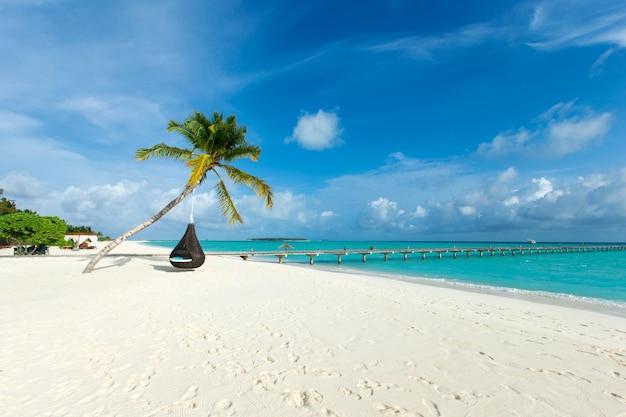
[525,239,536,244]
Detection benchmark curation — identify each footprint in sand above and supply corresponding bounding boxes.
[282,389,323,408]
[312,367,342,377]
[339,386,362,400]
[202,360,217,374]
[422,399,441,417]
[408,375,462,401]
[123,368,155,393]
[226,361,247,377]
[254,371,280,392]
[376,402,423,417]
[174,385,199,409]
[357,379,375,396]
[209,398,235,416]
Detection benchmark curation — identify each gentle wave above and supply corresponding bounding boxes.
[146,240,626,309]
[310,263,626,317]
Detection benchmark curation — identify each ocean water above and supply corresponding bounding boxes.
[147,240,626,312]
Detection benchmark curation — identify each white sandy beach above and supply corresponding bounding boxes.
[1,241,625,417]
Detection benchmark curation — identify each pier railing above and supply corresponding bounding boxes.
[206,244,626,265]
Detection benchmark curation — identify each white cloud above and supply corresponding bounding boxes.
[57,95,163,140]
[525,177,553,202]
[411,205,428,218]
[476,101,612,159]
[528,0,626,49]
[58,180,145,218]
[545,112,611,157]
[311,158,626,240]
[489,167,518,197]
[0,172,44,199]
[358,197,405,229]
[475,129,531,157]
[243,190,309,221]
[228,189,341,238]
[459,206,478,216]
[0,110,40,133]
[5,153,626,242]
[577,174,610,189]
[285,109,344,151]
[591,47,617,75]
[368,23,500,60]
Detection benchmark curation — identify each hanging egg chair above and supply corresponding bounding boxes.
[169,190,205,269]
[169,223,205,268]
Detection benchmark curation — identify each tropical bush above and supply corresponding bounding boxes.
[0,212,68,252]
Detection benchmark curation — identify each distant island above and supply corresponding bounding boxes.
[248,238,309,241]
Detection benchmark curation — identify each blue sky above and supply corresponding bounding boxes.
[1,0,625,242]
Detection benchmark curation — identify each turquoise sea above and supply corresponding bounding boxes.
[147,240,626,313]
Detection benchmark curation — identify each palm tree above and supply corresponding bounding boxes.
[82,111,273,274]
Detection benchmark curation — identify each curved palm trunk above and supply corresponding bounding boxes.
[82,185,196,274]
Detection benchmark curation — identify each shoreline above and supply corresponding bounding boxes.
[1,240,625,415]
[3,240,625,317]
[148,239,626,308]
[233,249,626,319]
[308,262,626,318]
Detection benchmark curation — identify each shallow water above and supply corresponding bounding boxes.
[147,240,626,311]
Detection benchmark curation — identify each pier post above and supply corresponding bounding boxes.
[221,244,617,266]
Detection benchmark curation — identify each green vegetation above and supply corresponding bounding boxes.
[83,111,274,273]
[66,224,111,241]
[0,189,17,216]
[0,212,68,253]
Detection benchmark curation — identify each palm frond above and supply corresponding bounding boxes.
[222,165,274,209]
[222,144,262,163]
[135,143,193,161]
[185,119,210,150]
[214,175,243,225]
[186,154,213,186]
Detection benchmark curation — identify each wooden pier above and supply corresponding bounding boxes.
[207,244,626,265]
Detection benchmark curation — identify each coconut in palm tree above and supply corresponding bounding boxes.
[82,111,273,274]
